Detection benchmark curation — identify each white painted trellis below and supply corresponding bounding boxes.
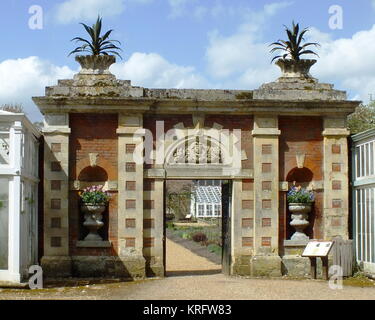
[352,128,375,274]
[0,110,40,284]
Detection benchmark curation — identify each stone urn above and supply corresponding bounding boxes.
[276,59,316,79]
[75,55,116,75]
[288,203,312,241]
[81,203,106,241]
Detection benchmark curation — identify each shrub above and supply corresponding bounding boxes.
[287,185,314,203]
[192,232,207,243]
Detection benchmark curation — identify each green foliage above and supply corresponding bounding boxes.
[207,244,222,256]
[270,21,320,63]
[347,102,375,134]
[0,200,2,209]
[79,185,111,205]
[166,184,193,221]
[69,16,122,58]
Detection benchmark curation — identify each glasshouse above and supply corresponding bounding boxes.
[0,110,40,283]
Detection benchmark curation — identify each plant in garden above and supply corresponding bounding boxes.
[192,232,207,243]
[79,185,111,205]
[287,184,314,204]
[269,21,319,63]
[69,16,122,58]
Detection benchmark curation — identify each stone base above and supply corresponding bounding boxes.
[145,256,164,277]
[41,256,73,277]
[232,255,251,276]
[41,255,146,279]
[282,255,310,277]
[250,255,282,277]
[282,255,334,278]
[72,255,146,279]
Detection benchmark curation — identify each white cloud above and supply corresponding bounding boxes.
[0,57,76,121]
[54,0,154,24]
[55,0,125,24]
[0,53,211,122]
[307,25,375,102]
[205,2,292,87]
[111,52,210,88]
[168,0,190,18]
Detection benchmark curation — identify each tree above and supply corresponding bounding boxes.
[347,102,375,134]
[69,16,122,58]
[166,184,193,221]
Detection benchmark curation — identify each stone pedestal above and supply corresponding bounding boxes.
[281,240,310,277]
[250,255,282,277]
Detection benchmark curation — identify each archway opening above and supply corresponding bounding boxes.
[163,179,226,277]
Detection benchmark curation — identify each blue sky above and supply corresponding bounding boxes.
[1,0,375,120]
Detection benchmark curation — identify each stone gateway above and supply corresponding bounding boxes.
[32,55,359,279]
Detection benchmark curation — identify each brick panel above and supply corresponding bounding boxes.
[242,179,253,191]
[144,179,155,191]
[143,219,155,229]
[125,237,135,247]
[261,237,271,247]
[125,218,136,228]
[332,199,342,208]
[126,162,136,172]
[51,180,61,190]
[262,163,272,173]
[126,144,136,154]
[332,163,341,172]
[332,180,341,190]
[262,181,272,191]
[144,237,154,248]
[262,144,272,155]
[332,144,341,154]
[51,143,61,153]
[262,218,272,227]
[143,200,154,210]
[126,200,136,209]
[51,199,61,210]
[242,200,254,210]
[51,161,62,172]
[242,237,253,247]
[51,237,61,248]
[126,181,136,191]
[51,217,61,228]
[262,199,271,209]
[242,218,253,228]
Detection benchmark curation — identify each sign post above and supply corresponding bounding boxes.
[302,241,334,280]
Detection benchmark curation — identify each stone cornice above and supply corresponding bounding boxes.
[33,96,359,116]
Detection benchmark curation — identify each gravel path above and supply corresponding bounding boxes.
[165,236,222,275]
[0,238,375,300]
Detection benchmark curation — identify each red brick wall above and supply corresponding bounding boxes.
[69,113,118,256]
[279,116,324,240]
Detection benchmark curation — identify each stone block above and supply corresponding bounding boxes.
[281,255,310,277]
[250,255,282,277]
[145,256,164,277]
[71,255,146,279]
[232,255,251,276]
[41,256,72,277]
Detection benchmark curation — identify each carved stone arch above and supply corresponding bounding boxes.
[164,134,227,166]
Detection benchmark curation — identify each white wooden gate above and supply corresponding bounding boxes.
[352,128,375,274]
